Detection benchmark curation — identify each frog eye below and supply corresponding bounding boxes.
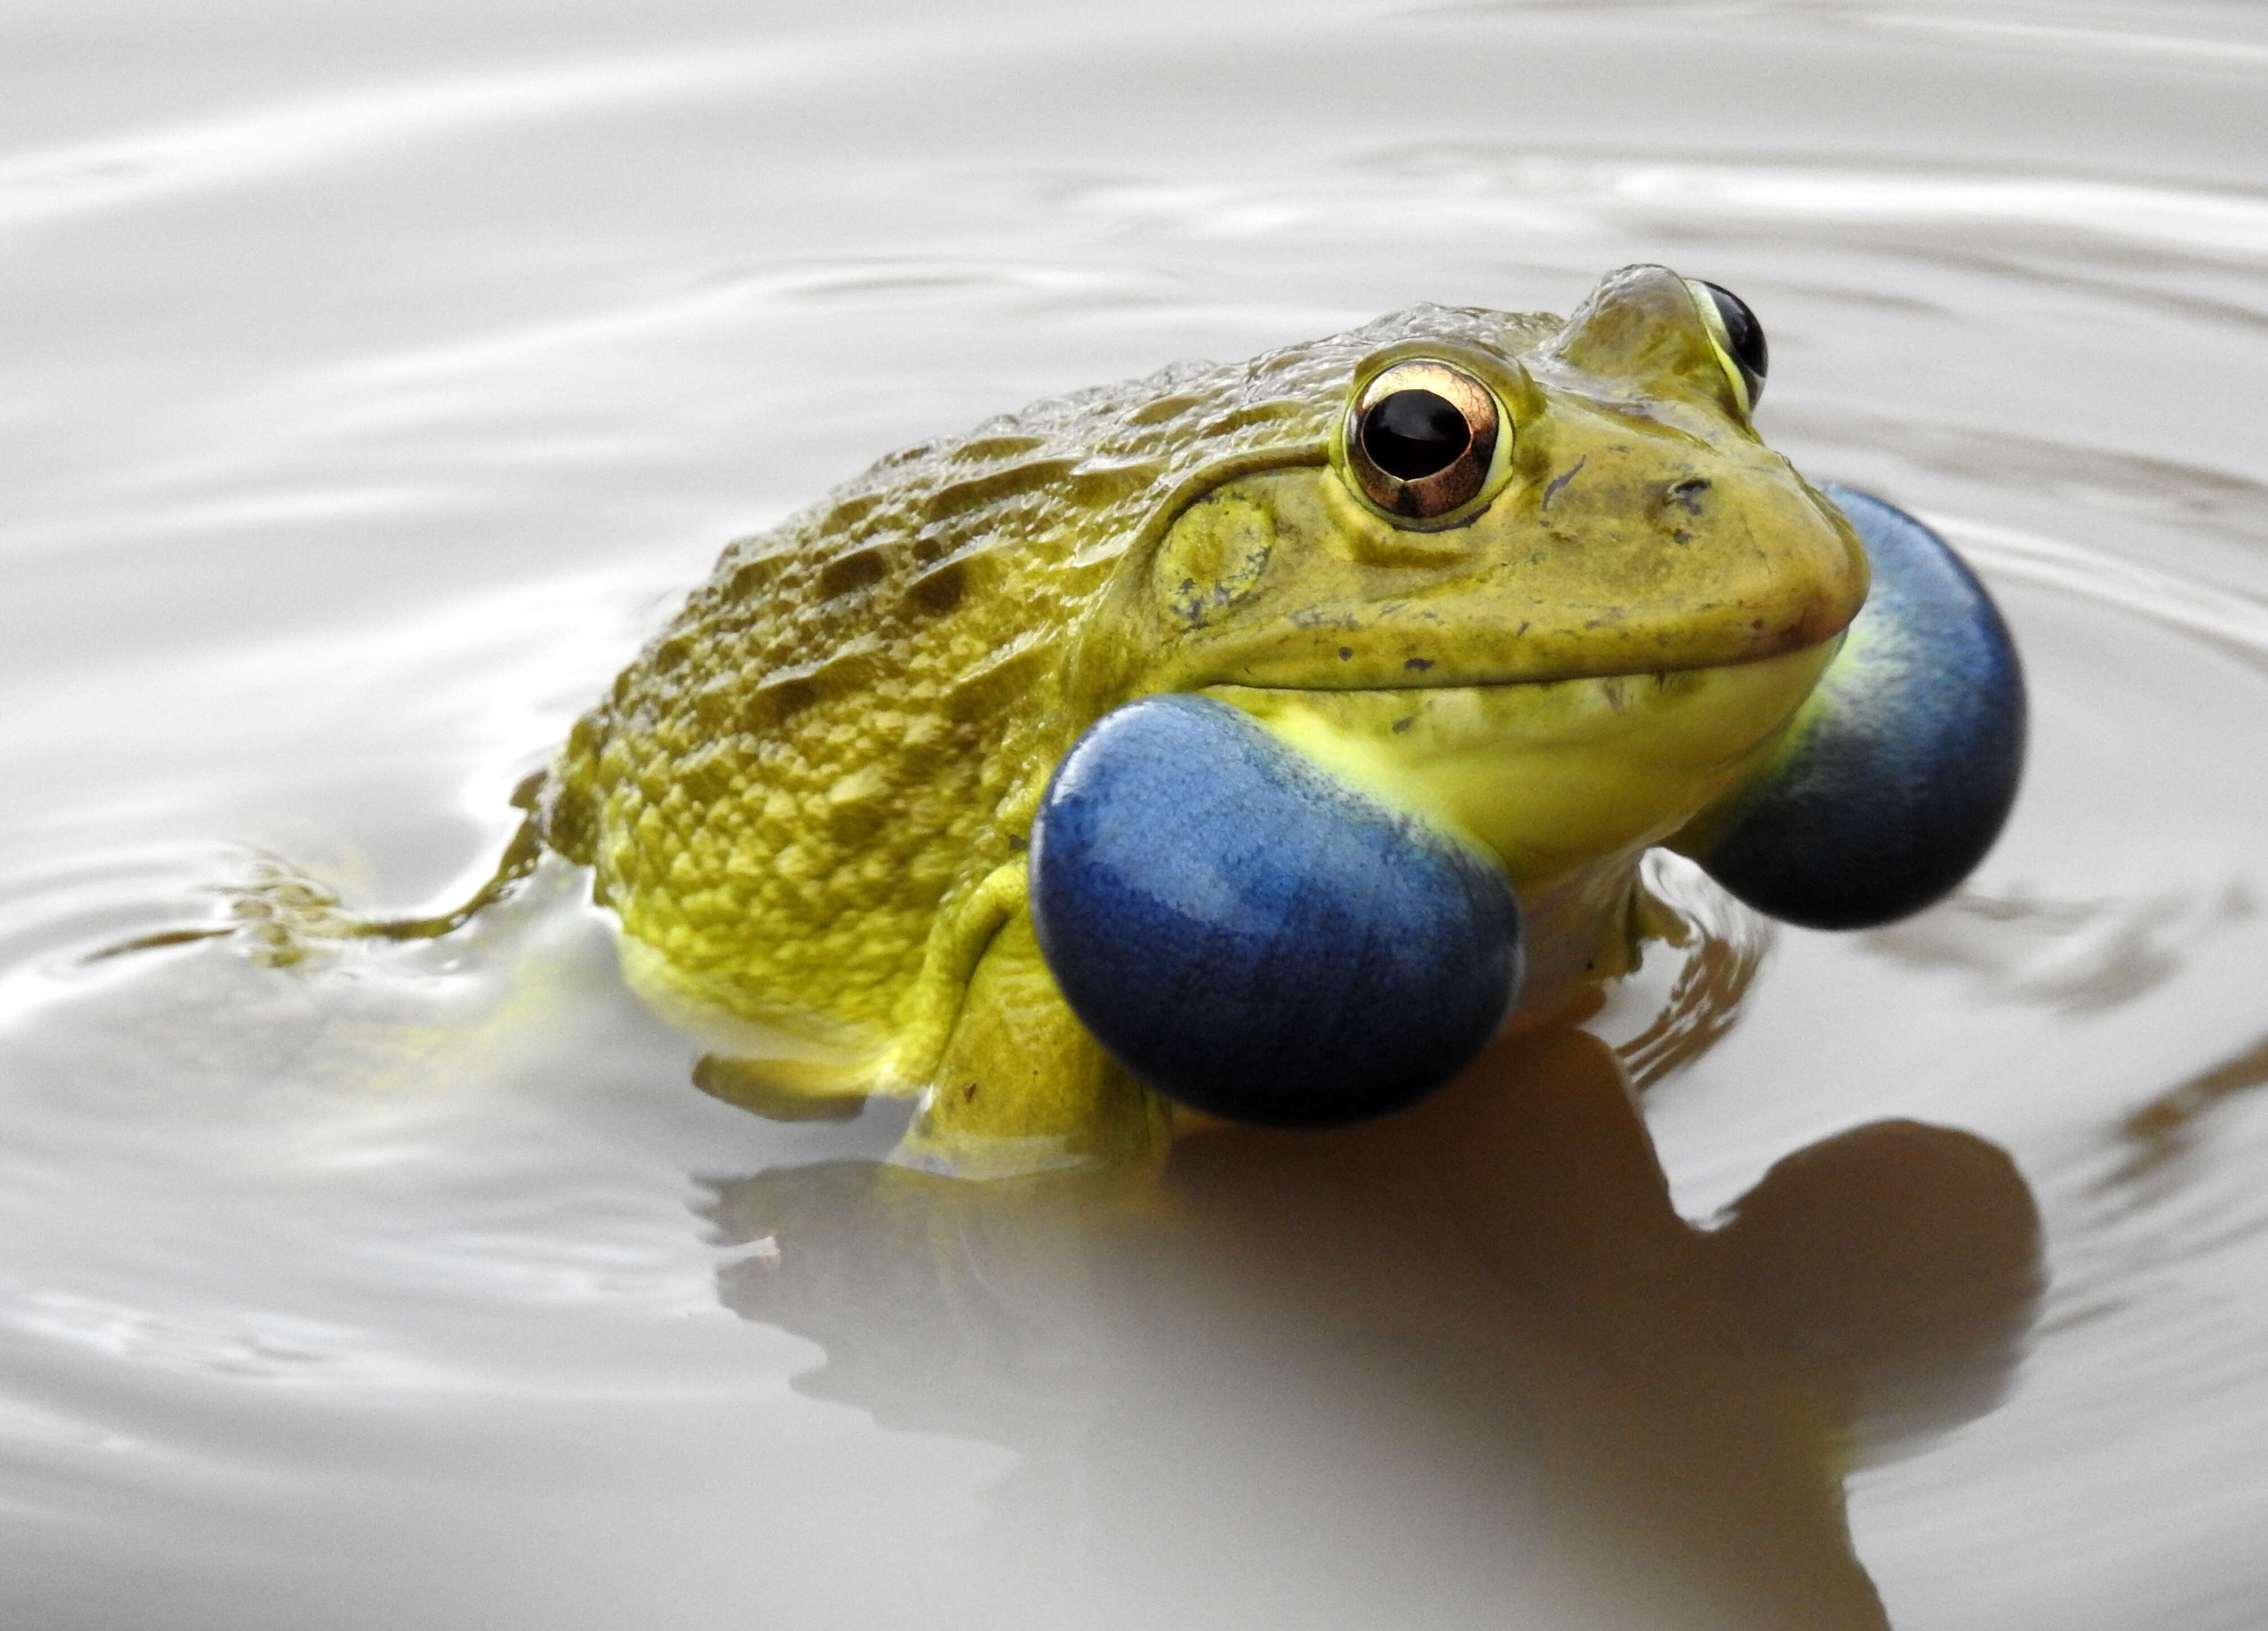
[1690,280,1769,412]
[1344,361,1502,522]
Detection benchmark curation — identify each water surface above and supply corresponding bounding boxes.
[6,1,2268,1625]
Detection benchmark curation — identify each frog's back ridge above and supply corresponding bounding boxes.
[551,304,1552,1058]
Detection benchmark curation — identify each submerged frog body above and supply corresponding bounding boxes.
[522,264,2021,1175]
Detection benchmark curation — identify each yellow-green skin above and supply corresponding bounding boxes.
[543,265,1868,1176]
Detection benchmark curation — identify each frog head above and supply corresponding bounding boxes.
[1074,264,1869,892]
[1030,268,2022,1132]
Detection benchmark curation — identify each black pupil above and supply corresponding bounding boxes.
[1362,389,1471,481]
[1700,281,1769,395]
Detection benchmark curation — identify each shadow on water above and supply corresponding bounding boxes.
[702,1029,2044,1631]
[2110,1029,2268,1192]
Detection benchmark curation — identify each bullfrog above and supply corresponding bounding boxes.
[418,264,2025,1176]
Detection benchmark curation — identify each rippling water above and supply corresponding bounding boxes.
[7,2,2268,1626]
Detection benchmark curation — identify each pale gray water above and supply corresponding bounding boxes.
[6,1,2268,1626]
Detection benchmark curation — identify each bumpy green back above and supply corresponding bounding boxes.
[547,305,1545,1048]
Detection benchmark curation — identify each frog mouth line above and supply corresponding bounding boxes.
[1230,668,1702,697]
[1182,643,1842,889]
[1189,629,1848,701]
[1194,641,1839,763]
[1203,656,1810,702]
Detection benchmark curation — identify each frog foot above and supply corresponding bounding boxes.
[1681,487,2026,929]
[1028,693,1525,1128]
[86,852,368,969]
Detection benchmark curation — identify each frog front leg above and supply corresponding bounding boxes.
[1024,693,1523,1133]
[895,901,1174,1179]
[1678,487,2026,928]
[896,695,1523,1175]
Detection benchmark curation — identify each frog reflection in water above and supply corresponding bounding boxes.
[198,266,2034,1624]
[430,262,2018,1175]
[707,1027,2045,1631]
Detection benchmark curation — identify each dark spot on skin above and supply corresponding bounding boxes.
[818,547,889,601]
[1005,834,1028,853]
[747,676,819,729]
[1670,529,1691,546]
[1405,657,1435,672]
[1667,475,1711,517]
[904,559,968,616]
[944,644,1051,723]
[1168,575,1206,627]
[1339,647,1354,661]
[1392,716,1415,734]
[1170,547,1273,627]
[1516,621,1530,637]
[962,1081,979,1103]
[1541,456,1588,512]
